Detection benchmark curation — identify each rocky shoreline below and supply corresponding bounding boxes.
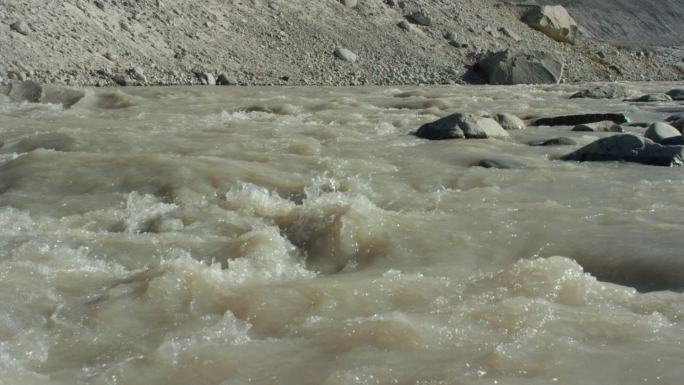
[1,0,682,87]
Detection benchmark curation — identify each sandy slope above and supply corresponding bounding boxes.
[0,0,681,86]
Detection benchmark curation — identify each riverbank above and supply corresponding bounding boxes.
[1,0,682,87]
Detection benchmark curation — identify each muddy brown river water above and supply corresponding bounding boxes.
[0,83,683,385]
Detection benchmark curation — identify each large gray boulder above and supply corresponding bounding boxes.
[521,5,578,44]
[415,113,509,140]
[479,49,563,85]
[561,134,684,167]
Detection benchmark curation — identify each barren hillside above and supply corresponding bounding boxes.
[0,0,681,86]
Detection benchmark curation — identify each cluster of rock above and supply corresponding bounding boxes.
[413,83,684,168]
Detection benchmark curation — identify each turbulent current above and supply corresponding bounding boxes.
[0,83,683,385]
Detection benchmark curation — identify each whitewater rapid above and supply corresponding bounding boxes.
[0,83,682,385]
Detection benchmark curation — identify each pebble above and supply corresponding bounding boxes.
[10,21,30,36]
[334,48,357,62]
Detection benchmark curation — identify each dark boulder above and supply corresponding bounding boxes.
[560,134,684,167]
[666,89,684,101]
[531,113,629,127]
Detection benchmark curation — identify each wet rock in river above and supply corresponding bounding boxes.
[572,120,624,132]
[665,113,684,123]
[2,133,77,153]
[570,83,635,99]
[494,113,526,130]
[41,85,85,108]
[7,80,43,103]
[644,122,681,143]
[475,158,527,169]
[415,113,509,140]
[528,137,577,146]
[669,118,684,132]
[560,134,684,167]
[632,93,672,102]
[666,89,684,101]
[532,113,629,127]
[478,49,563,85]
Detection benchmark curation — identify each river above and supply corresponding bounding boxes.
[0,83,683,385]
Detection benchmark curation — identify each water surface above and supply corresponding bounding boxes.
[0,83,683,385]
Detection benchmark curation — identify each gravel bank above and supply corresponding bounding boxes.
[1,0,682,87]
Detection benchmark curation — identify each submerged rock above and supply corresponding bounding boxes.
[570,83,635,99]
[478,49,563,85]
[572,121,624,132]
[521,5,578,44]
[561,134,684,167]
[528,137,577,146]
[475,158,527,169]
[532,113,629,127]
[632,93,672,102]
[415,113,509,140]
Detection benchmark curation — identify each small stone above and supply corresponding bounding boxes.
[334,48,357,62]
[494,113,525,130]
[10,21,30,36]
[397,20,411,30]
[528,137,577,146]
[340,0,357,7]
[499,27,521,42]
[103,52,117,61]
[94,0,105,10]
[644,122,681,143]
[444,31,457,41]
[217,73,238,85]
[407,8,432,26]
